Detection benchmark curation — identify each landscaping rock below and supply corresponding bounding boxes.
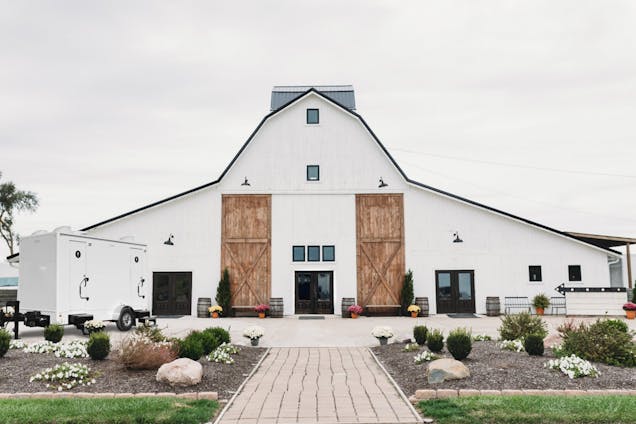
[156,358,203,387]
[427,358,470,384]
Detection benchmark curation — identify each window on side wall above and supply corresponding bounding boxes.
[568,265,582,281]
[306,165,320,181]
[528,265,542,282]
[292,246,305,262]
[306,108,319,124]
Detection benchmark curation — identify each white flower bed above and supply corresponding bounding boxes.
[30,362,96,391]
[371,326,394,339]
[243,326,265,340]
[403,343,420,352]
[546,355,599,379]
[84,320,105,331]
[414,351,438,364]
[207,343,240,364]
[9,339,26,350]
[24,340,88,358]
[24,341,57,354]
[498,339,524,352]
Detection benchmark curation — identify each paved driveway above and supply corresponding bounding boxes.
[215,347,421,424]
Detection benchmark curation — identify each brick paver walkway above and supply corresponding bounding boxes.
[216,347,421,424]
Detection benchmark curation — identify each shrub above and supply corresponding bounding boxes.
[0,329,10,358]
[204,327,231,345]
[498,312,547,341]
[413,325,428,346]
[602,319,629,333]
[558,319,635,367]
[135,325,166,343]
[118,335,178,370]
[216,268,232,317]
[400,270,414,316]
[179,332,204,360]
[524,334,545,356]
[44,324,64,343]
[87,332,110,360]
[427,329,444,353]
[532,293,550,309]
[446,328,472,360]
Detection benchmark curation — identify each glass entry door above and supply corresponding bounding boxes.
[152,272,192,316]
[295,271,334,314]
[435,270,475,313]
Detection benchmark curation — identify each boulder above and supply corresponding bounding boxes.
[427,358,470,384]
[156,358,203,387]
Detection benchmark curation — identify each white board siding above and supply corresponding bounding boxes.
[565,291,627,316]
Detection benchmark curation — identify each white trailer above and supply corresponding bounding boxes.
[12,227,153,332]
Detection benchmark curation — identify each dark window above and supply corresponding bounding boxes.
[292,246,305,262]
[322,245,335,262]
[306,108,319,124]
[307,165,319,181]
[568,265,582,281]
[529,265,542,282]
[307,246,320,262]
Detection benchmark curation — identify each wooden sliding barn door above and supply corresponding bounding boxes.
[356,194,405,307]
[221,195,271,308]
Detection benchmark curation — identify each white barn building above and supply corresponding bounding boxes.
[26,86,629,316]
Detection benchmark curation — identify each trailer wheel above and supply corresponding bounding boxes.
[116,307,135,331]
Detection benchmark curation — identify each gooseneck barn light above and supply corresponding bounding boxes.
[378,177,388,188]
[241,177,251,186]
[453,232,463,243]
[164,234,174,246]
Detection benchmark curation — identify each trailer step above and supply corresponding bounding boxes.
[68,313,93,328]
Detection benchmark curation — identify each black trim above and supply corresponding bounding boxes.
[306,108,319,124]
[306,165,320,181]
[322,245,335,262]
[6,253,18,260]
[307,245,320,262]
[72,88,621,256]
[292,245,305,262]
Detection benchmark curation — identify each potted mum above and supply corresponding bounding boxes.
[532,293,550,316]
[407,304,421,318]
[1,305,14,318]
[208,305,223,319]
[371,326,394,346]
[243,325,265,346]
[347,304,363,319]
[83,320,105,334]
[623,302,636,320]
[255,304,270,319]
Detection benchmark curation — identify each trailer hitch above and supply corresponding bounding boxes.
[79,276,90,301]
[137,277,146,299]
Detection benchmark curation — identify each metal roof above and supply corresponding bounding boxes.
[271,85,355,111]
[566,232,636,249]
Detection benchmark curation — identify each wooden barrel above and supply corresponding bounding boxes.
[269,297,284,318]
[415,297,429,317]
[197,297,211,318]
[486,296,500,316]
[341,297,355,318]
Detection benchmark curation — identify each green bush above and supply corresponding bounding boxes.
[178,332,204,360]
[0,329,10,358]
[199,327,231,355]
[135,325,166,342]
[602,319,629,334]
[44,324,64,343]
[446,328,472,360]
[558,319,635,367]
[87,332,110,360]
[216,268,232,317]
[498,313,547,341]
[427,329,444,353]
[413,325,428,346]
[400,270,414,316]
[523,334,545,356]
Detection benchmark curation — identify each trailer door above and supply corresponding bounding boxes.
[130,248,147,307]
[69,240,90,311]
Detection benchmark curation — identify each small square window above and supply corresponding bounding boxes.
[568,265,581,281]
[307,165,319,181]
[292,246,305,262]
[322,245,335,262]
[529,265,542,282]
[306,108,319,124]
[307,245,320,262]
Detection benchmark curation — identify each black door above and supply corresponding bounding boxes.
[435,270,475,313]
[295,271,334,314]
[153,272,192,316]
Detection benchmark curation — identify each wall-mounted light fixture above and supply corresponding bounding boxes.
[164,234,174,246]
[452,232,463,243]
[241,177,251,186]
[378,177,388,188]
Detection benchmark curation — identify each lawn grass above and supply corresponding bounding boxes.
[0,397,219,424]
[419,395,636,424]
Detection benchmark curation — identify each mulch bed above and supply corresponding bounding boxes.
[0,345,265,400]
[372,341,636,397]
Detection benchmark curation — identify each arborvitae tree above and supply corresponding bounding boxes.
[400,269,414,316]
[215,268,232,317]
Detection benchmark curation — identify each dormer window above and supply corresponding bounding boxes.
[307,165,319,181]
[306,109,319,124]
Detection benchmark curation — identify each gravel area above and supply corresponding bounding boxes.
[372,341,636,397]
[0,345,265,400]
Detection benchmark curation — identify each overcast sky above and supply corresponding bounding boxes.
[1,0,635,261]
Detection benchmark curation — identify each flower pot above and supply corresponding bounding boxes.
[251,338,259,346]
[378,337,388,346]
[351,313,359,319]
[536,307,545,316]
[258,312,265,319]
[626,310,636,320]
[411,311,418,318]
[212,312,219,319]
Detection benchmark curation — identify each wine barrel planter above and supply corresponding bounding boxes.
[341,297,355,318]
[486,296,501,316]
[197,297,211,318]
[269,297,284,318]
[415,297,429,317]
